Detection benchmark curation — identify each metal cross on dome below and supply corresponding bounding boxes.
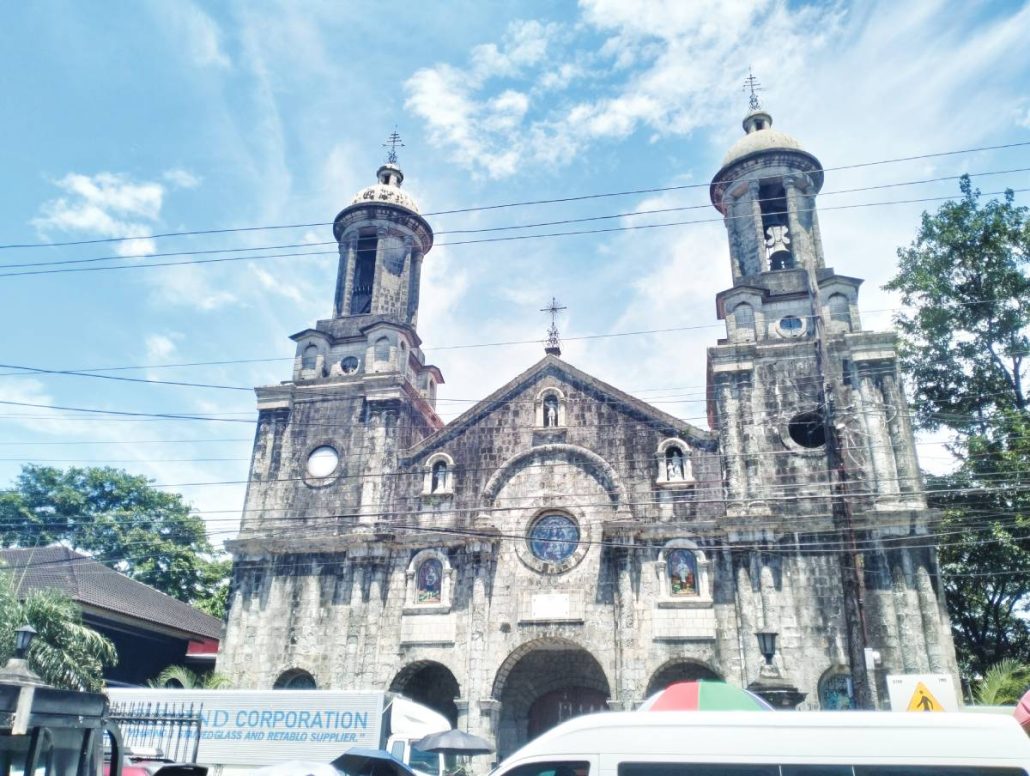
[540,297,567,356]
[743,68,763,111]
[383,129,404,164]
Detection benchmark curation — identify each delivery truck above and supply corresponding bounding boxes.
[106,689,453,776]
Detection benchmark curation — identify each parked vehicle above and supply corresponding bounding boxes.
[107,690,452,776]
[490,710,1030,776]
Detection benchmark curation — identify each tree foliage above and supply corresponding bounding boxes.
[886,176,1030,680]
[149,664,232,689]
[885,176,1030,434]
[975,658,1030,706]
[0,569,117,691]
[0,465,229,614]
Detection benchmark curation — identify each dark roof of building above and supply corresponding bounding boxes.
[0,545,222,640]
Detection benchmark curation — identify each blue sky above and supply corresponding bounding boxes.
[1,0,1028,545]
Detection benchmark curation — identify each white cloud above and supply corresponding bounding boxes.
[404,2,841,178]
[163,169,202,189]
[145,333,181,363]
[33,172,165,257]
[148,264,237,310]
[161,2,232,69]
[251,265,305,305]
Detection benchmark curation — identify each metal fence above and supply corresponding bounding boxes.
[109,701,204,763]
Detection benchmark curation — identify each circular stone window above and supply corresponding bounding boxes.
[778,315,805,337]
[788,411,826,448]
[306,445,339,478]
[341,356,359,374]
[528,514,580,563]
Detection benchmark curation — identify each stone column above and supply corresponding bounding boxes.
[339,234,358,316]
[408,251,423,327]
[748,180,767,272]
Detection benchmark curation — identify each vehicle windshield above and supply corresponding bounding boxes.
[408,746,440,776]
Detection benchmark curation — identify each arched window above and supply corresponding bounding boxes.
[818,670,855,710]
[301,344,318,370]
[274,669,317,689]
[828,293,851,331]
[657,540,712,604]
[374,337,391,363]
[405,549,453,610]
[732,303,755,342]
[423,453,455,495]
[416,558,443,604]
[666,548,698,596]
[431,461,448,493]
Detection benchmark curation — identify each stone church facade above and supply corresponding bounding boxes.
[219,108,959,756]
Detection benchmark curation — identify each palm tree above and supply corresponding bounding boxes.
[975,659,1030,706]
[0,569,116,691]
[150,664,232,689]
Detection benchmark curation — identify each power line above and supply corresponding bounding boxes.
[6,166,1026,271]
[4,187,1028,278]
[3,139,1027,250]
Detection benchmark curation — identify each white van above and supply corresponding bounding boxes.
[492,711,1030,776]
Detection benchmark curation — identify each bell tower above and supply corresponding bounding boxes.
[331,136,433,325]
[706,94,957,707]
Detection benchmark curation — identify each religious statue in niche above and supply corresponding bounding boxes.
[667,549,698,596]
[416,558,443,603]
[543,395,559,427]
[431,461,447,493]
[665,447,686,481]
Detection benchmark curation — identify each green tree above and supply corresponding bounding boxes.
[885,176,1030,679]
[149,664,232,689]
[0,465,229,613]
[975,658,1030,706]
[0,569,117,691]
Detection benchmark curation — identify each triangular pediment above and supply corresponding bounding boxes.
[405,354,714,460]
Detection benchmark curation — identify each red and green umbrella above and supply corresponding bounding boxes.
[1015,688,1030,735]
[639,680,773,711]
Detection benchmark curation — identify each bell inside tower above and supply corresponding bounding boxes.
[351,231,377,314]
[759,180,794,270]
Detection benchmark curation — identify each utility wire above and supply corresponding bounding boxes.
[2,139,1027,250]
[4,188,1028,278]
[5,166,1026,271]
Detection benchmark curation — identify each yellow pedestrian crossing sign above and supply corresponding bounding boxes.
[906,681,945,711]
[887,674,958,712]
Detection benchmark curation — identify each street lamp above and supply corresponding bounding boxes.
[14,625,36,659]
[756,630,778,666]
[0,623,45,687]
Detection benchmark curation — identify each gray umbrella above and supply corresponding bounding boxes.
[414,729,494,755]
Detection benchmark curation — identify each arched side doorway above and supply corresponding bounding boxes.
[390,661,461,726]
[644,659,721,699]
[492,639,611,759]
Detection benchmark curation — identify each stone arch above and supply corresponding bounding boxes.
[644,658,721,698]
[535,387,567,428]
[656,438,693,484]
[482,443,626,509]
[817,666,855,710]
[274,667,318,689]
[423,451,455,495]
[301,344,319,370]
[389,660,461,726]
[491,637,611,759]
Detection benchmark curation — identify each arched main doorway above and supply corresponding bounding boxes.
[492,639,610,759]
[390,661,461,726]
[645,659,721,699]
